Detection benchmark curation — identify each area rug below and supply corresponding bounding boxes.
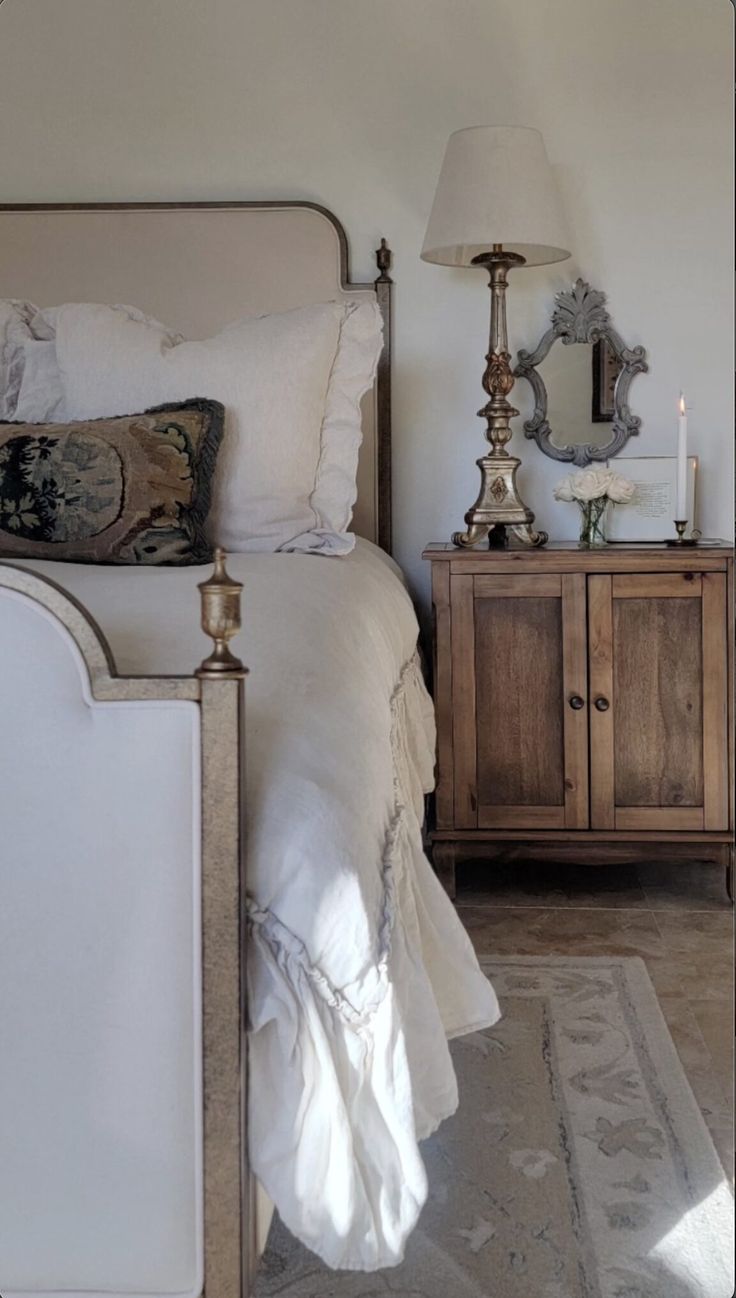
[254,956,734,1298]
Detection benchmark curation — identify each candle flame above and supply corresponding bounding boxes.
[679,394,686,414]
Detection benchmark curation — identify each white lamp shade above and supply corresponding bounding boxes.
[421,126,571,268]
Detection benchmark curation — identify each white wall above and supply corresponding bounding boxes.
[1,0,732,609]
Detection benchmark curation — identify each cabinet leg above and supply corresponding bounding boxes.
[432,842,457,900]
[727,845,734,905]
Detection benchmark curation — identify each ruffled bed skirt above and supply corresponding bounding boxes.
[247,654,500,1270]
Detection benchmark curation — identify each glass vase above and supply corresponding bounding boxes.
[578,497,608,548]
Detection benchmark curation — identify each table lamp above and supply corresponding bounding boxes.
[422,125,571,547]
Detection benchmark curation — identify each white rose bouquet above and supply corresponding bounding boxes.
[554,468,635,547]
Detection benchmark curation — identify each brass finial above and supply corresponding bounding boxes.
[196,547,247,678]
[375,237,393,283]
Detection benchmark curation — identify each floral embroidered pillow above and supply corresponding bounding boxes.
[0,398,224,565]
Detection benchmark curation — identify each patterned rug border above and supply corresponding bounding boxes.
[478,954,732,1205]
[255,953,734,1297]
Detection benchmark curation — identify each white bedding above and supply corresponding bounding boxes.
[21,540,499,1271]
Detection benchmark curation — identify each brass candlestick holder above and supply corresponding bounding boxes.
[452,248,547,549]
[665,520,701,547]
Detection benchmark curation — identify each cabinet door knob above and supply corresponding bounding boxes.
[569,695,585,710]
[594,696,610,712]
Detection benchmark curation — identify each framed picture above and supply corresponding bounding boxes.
[605,455,698,542]
[591,338,623,422]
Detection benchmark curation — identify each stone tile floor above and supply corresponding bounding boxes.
[455,859,734,1178]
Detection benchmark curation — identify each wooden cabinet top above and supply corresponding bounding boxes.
[423,540,733,572]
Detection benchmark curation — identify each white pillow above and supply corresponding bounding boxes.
[0,300,39,420]
[52,299,383,553]
[13,304,178,426]
[11,304,66,423]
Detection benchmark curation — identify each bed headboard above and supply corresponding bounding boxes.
[0,202,393,552]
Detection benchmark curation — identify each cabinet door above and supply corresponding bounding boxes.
[451,572,589,829]
[588,571,729,831]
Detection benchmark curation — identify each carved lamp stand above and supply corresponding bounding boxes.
[453,248,546,547]
[421,125,572,549]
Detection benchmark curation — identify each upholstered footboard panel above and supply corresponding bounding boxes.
[0,584,204,1298]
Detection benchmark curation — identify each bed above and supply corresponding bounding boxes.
[0,202,498,1297]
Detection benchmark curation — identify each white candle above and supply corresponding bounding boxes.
[676,393,688,520]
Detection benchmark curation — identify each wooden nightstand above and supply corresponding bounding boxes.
[424,541,734,899]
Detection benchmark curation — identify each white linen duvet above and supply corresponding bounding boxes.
[22,540,499,1271]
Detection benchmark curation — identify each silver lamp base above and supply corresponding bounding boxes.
[452,451,547,547]
[453,249,547,549]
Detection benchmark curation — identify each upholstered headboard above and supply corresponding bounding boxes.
[0,202,392,551]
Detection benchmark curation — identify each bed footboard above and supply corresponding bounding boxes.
[0,554,250,1298]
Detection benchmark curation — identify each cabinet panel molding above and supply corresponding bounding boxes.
[612,573,702,598]
[450,574,477,828]
[561,573,589,828]
[728,558,734,834]
[474,589,565,814]
[702,572,729,830]
[588,575,615,829]
[478,805,567,829]
[473,574,562,598]
[615,807,704,831]
[432,562,454,828]
[612,592,703,810]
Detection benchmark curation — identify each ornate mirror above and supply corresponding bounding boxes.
[514,279,648,466]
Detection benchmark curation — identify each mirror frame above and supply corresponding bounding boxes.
[514,279,648,467]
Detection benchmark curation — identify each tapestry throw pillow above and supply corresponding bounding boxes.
[0,398,224,565]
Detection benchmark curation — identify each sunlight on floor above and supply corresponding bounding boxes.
[649,1180,735,1295]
